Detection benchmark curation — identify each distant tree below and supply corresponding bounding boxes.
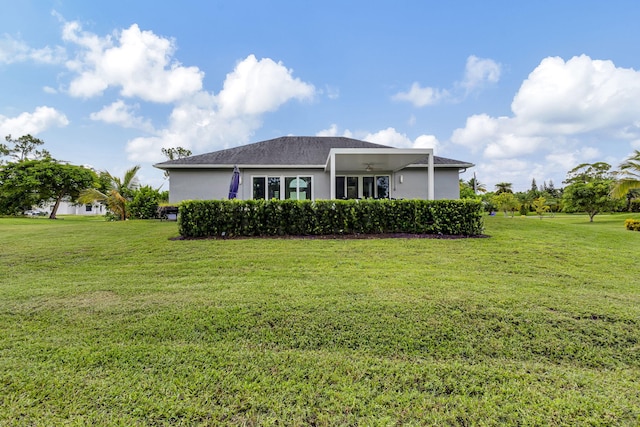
[492,192,520,217]
[562,162,615,222]
[611,150,640,199]
[4,134,51,162]
[530,178,539,193]
[532,196,550,219]
[517,191,534,216]
[129,185,163,219]
[467,176,487,194]
[542,180,562,199]
[459,179,479,199]
[79,165,141,220]
[161,147,192,178]
[0,159,96,218]
[494,182,513,194]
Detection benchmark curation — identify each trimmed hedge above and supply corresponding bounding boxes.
[178,199,484,238]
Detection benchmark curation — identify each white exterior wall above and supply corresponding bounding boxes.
[391,168,460,200]
[41,200,104,215]
[168,166,462,203]
[168,168,330,203]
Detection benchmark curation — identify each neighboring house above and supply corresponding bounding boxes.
[154,136,474,203]
[41,199,105,216]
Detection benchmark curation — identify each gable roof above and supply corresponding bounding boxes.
[154,136,473,169]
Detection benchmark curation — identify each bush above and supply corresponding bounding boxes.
[624,218,640,231]
[178,199,484,238]
[129,186,162,219]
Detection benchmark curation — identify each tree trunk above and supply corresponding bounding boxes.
[49,195,62,219]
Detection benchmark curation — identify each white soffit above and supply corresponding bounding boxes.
[325,148,433,172]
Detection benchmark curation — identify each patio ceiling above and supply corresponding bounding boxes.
[325,148,433,173]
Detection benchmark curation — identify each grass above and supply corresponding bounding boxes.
[1,213,639,425]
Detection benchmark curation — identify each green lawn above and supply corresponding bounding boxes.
[1,213,639,426]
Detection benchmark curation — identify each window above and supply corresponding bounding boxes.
[253,177,266,199]
[253,175,312,200]
[285,176,311,200]
[363,177,374,198]
[335,176,345,199]
[268,177,280,199]
[346,177,358,199]
[85,204,93,212]
[336,175,390,199]
[376,176,389,199]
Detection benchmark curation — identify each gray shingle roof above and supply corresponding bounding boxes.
[154,136,473,168]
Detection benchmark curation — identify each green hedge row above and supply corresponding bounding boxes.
[178,199,484,238]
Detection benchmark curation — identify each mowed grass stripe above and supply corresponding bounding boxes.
[1,214,639,425]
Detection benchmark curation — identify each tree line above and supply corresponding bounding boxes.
[0,135,175,220]
[460,152,640,221]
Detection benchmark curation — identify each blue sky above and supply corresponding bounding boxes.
[2,1,640,192]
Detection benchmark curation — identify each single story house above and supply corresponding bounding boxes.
[154,136,474,203]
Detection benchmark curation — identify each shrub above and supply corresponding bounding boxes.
[129,186,162,219]
[624,218,640,231]
[178,199,484,238]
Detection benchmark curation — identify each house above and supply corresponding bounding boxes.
[42,199,105,216]
[154,136,474,203]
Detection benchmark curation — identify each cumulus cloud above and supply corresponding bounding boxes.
[392,82,449,107]
[0,34,66,64]
[393,55,500,107]
[459,55,501,93]
[125,55,316,162]
[90,100,155,132]
[364,127,440,151]
[217,54,314,117]
[316,124,353,138]
[451,54,640,189]
[0,106,69,136]
[62,22,203,102]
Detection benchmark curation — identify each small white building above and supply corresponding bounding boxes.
[42,200,105,216]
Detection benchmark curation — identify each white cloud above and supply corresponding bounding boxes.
[126,55,316,162]
[393,55,500,107]
[392,82,449,107]
[217,55,315,117]
[0,34,66,64]
[364,127,440,151]
[460,55,501,93]
[0,106,69,136]
[512,55,640,135]
[62,22,204,102]
[90,100,155,132]
[43,86,58,94]
[451,54,640,190]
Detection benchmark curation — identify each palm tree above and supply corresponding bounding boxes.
[612,150,640,199]
[467,177,487,194]
[79,165,141,220]
[494,182,513,194]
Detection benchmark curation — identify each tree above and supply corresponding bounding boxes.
[79,165,141,220]
[0,159,96,218]
[467,176,487,194]
[459,179,478,199]
[492,192,520,217]
[161,147,192,178]
[494,182,513,194]
[611,149,640,199]
[532,197,550,219]
[562,162,615,222]
[4,134,51,162]
[129,185,163,219]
